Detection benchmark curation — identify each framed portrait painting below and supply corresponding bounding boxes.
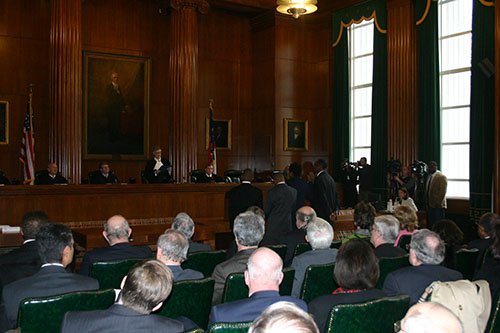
[284,118,308,151]
[0,101,8,145]
[83,51,150,160]
[206,118,232,150]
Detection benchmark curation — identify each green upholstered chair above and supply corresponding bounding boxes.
[485,290,500,333]
[397,234,412,252]
[294,242,312,257]
[324,295,410,333]
[300,262,338,303]
[181,250,227,277]
[263,244,287,263]
[456,248,479,280]
[279,267,295,296]
[17,289,115,333]
[89,257,148,289]
[157,277,214,330]
[207,321,252,333]
[376,255,410,289]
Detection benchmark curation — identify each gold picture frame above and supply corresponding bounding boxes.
[284,118,308,151]
[0,101,9,145]
[206,118,232,150]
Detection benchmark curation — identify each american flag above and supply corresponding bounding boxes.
[19,92,35,185]
[208,99,217,173]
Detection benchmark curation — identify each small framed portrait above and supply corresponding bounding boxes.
[284,118,308,151]
[0,101,8,145]
[206,118,232,150]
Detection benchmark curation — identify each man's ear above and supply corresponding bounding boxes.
[156,247,163,260]
[102,231,110,243]
[278,272,284,285]
[128,228,132,238]
[120,275,127,290]
[244,270,250,287]
[305,235,309,243]
[152,302,163,312]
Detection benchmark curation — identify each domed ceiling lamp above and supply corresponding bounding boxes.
[276,0,318,19]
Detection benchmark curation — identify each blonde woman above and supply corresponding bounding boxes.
[394,205,419,247]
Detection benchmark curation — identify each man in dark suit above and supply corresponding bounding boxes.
[156,229,203,282]
[195,164,224,183]
[77,215,152,276]
[212,211,265,305]
[383,229,463,305]
[0,211,48,286]
[262,173,297,245]
[208,247,307,326]
[286,162,313,225]
[0,223,99,331]
[36,162,68,185]
[225,169,263,230]
[370,215,407,258]
[61,260,184,333]
[144,146,172,183]
[278,206,316,266]
[171,212,211,253]
[90,161,119,184]
[291,218,338,297]
[312,159,338,224]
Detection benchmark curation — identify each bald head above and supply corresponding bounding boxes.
[402,302,463,333]
[246,248,283,295]
[296,206,316,229]
[103,215,131,245]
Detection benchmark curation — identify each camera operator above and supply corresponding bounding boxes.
[339,158,358,208]
[386,159,402,199]
[394,166,415,197]
[357,157,373,202]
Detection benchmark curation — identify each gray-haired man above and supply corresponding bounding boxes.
[171,212,211,253]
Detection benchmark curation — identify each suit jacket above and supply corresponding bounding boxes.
[468,237,492,274]
[263,183,297,244]
[196,173,224,183]
[373,243,407,258]
[0,265,99,330]
[211,248,257,305]
[78,242,153,276]
[225,182,263,230]
[208,290,307,327]
[0,240,41,286]
[144,158,172,183]
[36,173,68,185]
[383,264,463,305]
[277,228,307,267]
[188,239,212,253]
[90,172,119,184]
[309,288,387,332]
[291,248,338,297]
[312,171,338,222]
[475,255,500,299]
[167,265,204,282]
[286,177,312,211]
[61,303,184,333]
[426,171,447,209]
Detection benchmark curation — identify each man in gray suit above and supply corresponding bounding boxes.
[61,260,184,332]
[211,211,265,305]
[171,212,212,253]
[156,229,203,282]
[262,173,297,245]
[291,217,338,297]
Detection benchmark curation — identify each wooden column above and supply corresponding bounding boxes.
[49,0,82,184]
[169,0,208,183]
[495,1,500,212]
[386,0,418,166]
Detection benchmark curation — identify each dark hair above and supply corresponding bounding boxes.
[21,211,49,240]
[398,187,409,199]
[479,213,499,237]
[36,223,73,264]
[354,202,376,230]
[99,161,109,169]
[432,219,464,269]
[314,159,327,170]
[490,224,500,260]
[334,239,379,289]
[289,162,302,178]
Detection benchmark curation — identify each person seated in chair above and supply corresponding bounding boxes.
[61,260,184,332]
[195,164,224,183]
[370,215,407,258]
[90,161,119,184]
[77,215,152,276]
[171,212,211,253]
[36,162,68,185]
[342,201,376,244]
[208,247,307,326]
[400,302,463,333]
[278,206,316,266]
[249,301,319,333]
[156,229,203,282]
[144,146,172,183]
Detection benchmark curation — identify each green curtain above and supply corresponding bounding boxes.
[470,0,495,221]
[416,0,440,164]
[331,32,350,180]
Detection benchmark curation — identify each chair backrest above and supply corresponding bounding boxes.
[300,262,338,303]
[221,267,295,303]
[325,295,410,333]
[190,169,205,183]
[263,244,287,263]
[224,170,243,183]
[141,170,149,184]
[331,240,342,249]
[486,290,500,333]
[294,243,312,257]
[456,248,479,280]
[18,289,115,333]
[397,234,412,252]
[377,255,410,289]
[207,321,252,333]
[89,257,147,289]
[181,250,227,277]
[157,277,214,330]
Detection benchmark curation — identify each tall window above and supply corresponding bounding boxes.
[438,0,472,198]
[348,19,374,163]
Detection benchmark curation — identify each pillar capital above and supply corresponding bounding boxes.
[170,0,209,14]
